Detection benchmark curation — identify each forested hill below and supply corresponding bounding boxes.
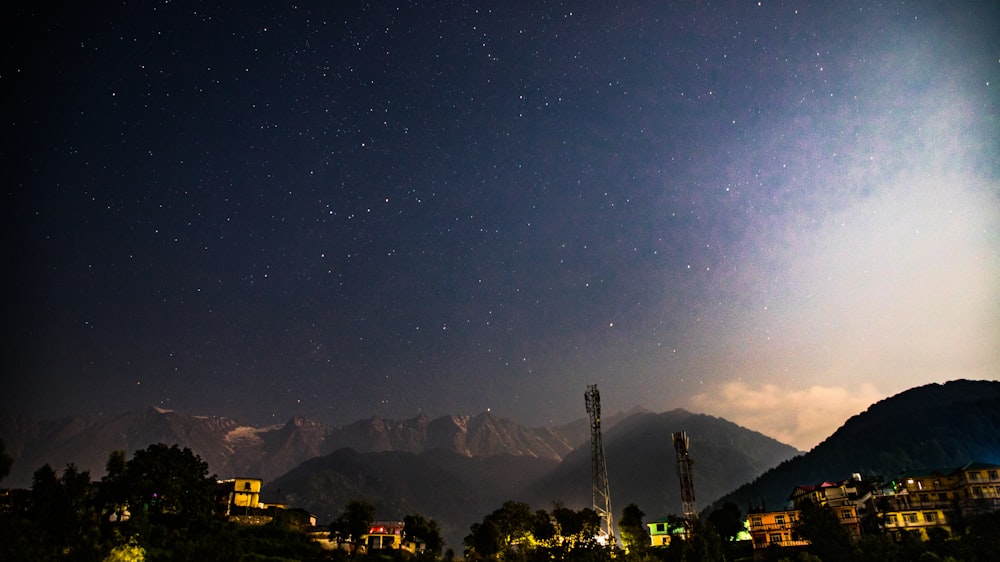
[707,379,1000,514]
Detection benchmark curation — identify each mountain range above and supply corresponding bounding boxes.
[0,403,799,547]
[261,408,801,547]
[2,379,997,549]
[0,407,592,490]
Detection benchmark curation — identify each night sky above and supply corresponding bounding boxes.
[5,1,998,450]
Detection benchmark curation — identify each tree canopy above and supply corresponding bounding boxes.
[331,499,377,554]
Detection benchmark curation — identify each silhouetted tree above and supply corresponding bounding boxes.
[26,463,102,559]
[465,519,502,560]
[465,501,546,560]
[552,506,601,545]
[964,511,1000,562]
[618,503,650,555]
[858,534,901,562]
[795,499,858,562]
[706,501,743,542]
[404,512,445,557]
[96,450,129,524]
[122,443,217,521]
[331,499,376,555]
[532,509,556,543]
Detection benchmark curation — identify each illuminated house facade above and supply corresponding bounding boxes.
[646,516,686,547]
[367,520,407,551]
[220,477,262,514]
[789,479,864,540]
[748,509,808,549]
[748,475,869,556]
[881,462,1000,540]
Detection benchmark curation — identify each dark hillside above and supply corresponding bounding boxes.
[709,379,1000,513]
[267,448,558,550]
[523,409,800,521]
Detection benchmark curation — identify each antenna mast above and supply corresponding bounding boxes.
[585,384,615,544]
[672,431,698,522]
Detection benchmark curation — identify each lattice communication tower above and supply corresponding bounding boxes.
[672,431,698,522]
[585,384,616,544]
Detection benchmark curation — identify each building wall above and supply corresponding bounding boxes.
[229,477,262,509]
[367,520,410,552]
[881,462,1000,539]
[748,510,808,549]
[646,519,684,547]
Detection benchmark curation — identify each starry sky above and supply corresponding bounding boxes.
[5,1,999,450]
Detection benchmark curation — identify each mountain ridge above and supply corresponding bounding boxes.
[707,379,1000,514]
[0,407,627,489]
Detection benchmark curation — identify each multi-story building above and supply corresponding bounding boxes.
[789,479,865,540]
[747,509,808,549]
[748,474,873,556]
[880,462,1000,540]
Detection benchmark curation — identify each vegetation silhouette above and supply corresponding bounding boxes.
[2,440,1000,561]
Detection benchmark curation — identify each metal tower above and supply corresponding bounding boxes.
[585,384,615,544]
[672,431,698,522]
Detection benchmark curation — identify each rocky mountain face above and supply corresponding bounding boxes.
[0,403,800,548]
[265,408,801,549]
[3,380,994,550]
[707,379,1000,514]
[0,408,581,489]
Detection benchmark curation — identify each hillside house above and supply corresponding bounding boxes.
[367,520,406,551]
[646,516,687,547]
[220,477,263,515]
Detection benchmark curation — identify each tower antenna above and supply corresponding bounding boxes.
[585,384,616,544]
[673,431,698,523]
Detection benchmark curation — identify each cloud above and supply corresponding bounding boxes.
[690,381,885,451]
